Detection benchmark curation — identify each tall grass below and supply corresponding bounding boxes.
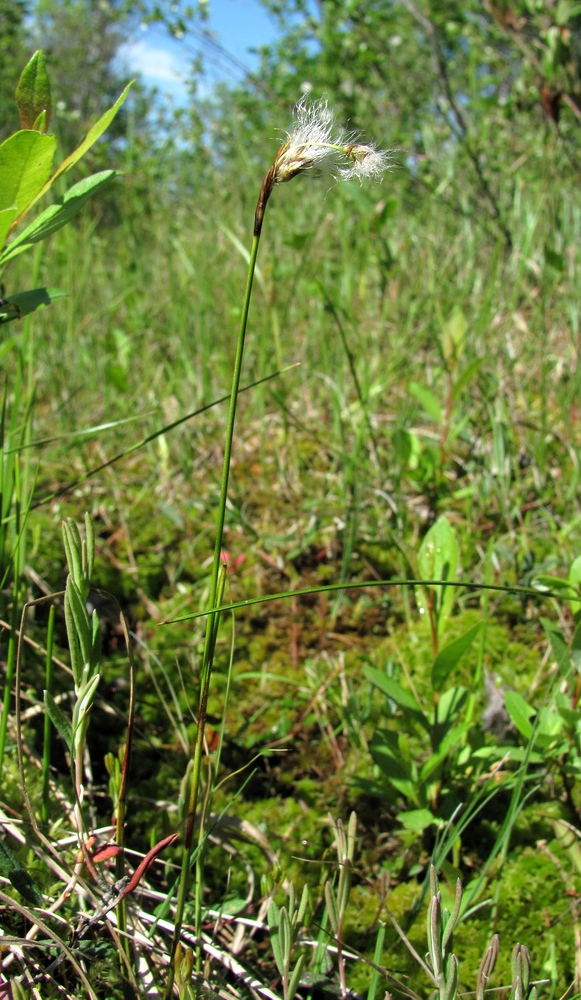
[1,96,581,997]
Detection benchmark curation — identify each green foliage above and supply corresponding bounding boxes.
[0,50,130,321]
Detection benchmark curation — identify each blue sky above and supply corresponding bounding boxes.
[119,0,281,105]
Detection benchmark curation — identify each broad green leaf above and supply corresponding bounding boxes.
[569,554,581,616]
[431,623,481,691]
[15,50,51,131]
[417,516,459,630]
[408,381,443,423]
[504,690,534,739]
[0,287,66,323]
[44,690,72,749]
[0,171,118,265]
[397,808,437,832]
[13,82,132,226]
[0,131,56,225]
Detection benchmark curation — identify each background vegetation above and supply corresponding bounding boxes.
[1,1,581,997]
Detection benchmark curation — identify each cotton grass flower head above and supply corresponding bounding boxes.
[254,97,391,235]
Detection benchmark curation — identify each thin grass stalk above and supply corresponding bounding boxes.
[166,231,260,987]
[41,604,55,825]
[165,100,389,996]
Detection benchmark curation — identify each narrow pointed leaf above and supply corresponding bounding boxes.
[0,171,118,265]
[268,901,285,976]
[288,955,306,1000]
[65,577,91,667]
[44,690,72,749]
[431,623,481,692]
[365,667,428,728]
[9,867,43,906]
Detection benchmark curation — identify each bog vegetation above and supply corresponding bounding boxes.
[1,1,581,998]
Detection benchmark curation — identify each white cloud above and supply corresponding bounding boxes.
[118,39,189,94]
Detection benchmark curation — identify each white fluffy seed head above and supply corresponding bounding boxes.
[272,98,391,185]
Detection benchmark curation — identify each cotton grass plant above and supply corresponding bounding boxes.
[166,96,391,995]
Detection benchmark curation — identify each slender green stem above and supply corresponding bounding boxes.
[165,232,262,995]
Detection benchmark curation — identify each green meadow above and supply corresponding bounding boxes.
[1,4,581,997]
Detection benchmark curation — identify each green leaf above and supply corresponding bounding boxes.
[369,730,415,782]
[33,110,47,133]
[431,623,481,692]
[14,81,132,225]
[504,690,535,739]
[44,690,72,749]
[0,838,20,875]
[0,171,118,265]
[442,305,467,364]
[569,555,581,616]
[65,577,92,671]
[288,955,306,1000]
[75,673,101,726]
[0,287,66,323]
[420,724,466,783]
[268,900,283,974]
[0,207,18,248]
[9,868,43,906]
[408,381,443,423]
[325,881,339,934]
[0,841,43,905]
[436,685,468,725]
[397,808,437,832]
[417,516,459,630]
[0,131,56,243]
[15,50,52,132]
[365,667,428,728]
